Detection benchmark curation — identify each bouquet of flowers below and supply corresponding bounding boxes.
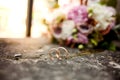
[45,0,117,50]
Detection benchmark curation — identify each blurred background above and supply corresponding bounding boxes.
[0,0,50,38]
[0,0,119,38]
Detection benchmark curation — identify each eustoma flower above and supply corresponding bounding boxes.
[66,5,91,44]
[67,5,88,25]
[88,3,116,35]
[52,20,75,40]
[49,11,75,40]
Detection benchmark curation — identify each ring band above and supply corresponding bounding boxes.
[48,47,69,60]
[48,48,61,60]
[57,47,69,59]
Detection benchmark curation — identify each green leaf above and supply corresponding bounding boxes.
[90,39,98,46]
[101,42,109,48]
[100,42,116,51]
[100,0,117,7]
[108,43,116,51]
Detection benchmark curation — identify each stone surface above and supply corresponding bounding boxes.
[0,38,120,80]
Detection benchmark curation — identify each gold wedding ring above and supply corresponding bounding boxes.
[57,47,69,59]
[48,48,61,60]
[48,47,69,60]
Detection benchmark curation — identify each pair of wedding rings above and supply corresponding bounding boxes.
[48,47,69,60]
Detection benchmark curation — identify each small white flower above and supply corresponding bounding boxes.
[45,9,65,24]
[88,0,100,5]
[58,0,80,8]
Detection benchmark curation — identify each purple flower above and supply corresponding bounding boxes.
[67,5,88,25]
[74,33,88,44]
[66,32,88,45]
[76,24,93,35]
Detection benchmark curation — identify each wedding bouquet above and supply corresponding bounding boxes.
[45,0,117,50]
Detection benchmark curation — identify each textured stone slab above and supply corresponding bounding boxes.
[0,38,120,80]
